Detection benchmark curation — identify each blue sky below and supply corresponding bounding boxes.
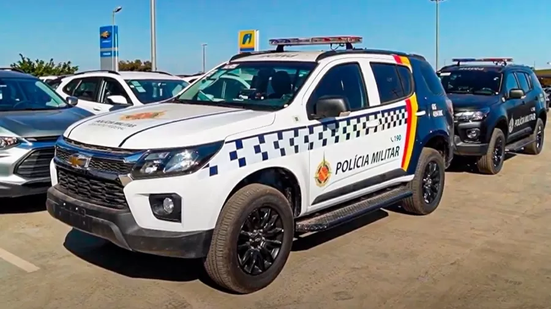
[1,0,549,73]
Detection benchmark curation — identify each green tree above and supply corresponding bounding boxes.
[10,54,79,76]
[118,59,152,71]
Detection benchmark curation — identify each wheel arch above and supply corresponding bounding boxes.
[223,166,303,218]
[492,116,509,140]
[407,130,450,174]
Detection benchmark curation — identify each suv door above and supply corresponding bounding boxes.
[502,72,524,142]
[98,77,133,112]
[514,72,537,134]
[66,77,104,113]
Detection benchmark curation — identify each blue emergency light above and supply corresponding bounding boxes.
[268,36,362,52]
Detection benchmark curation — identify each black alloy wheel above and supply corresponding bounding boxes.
[422,160,442,204]
[536,122,544,150]
[237,207,284,275]
[492,136,504,168]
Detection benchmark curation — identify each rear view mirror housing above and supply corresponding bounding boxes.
[312,96,349,119]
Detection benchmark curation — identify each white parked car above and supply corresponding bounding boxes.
[55,70,189,114]
[46,36,451,294]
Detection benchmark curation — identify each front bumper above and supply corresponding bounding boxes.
[46,186,213,259]
[453,121,489,156]
[0,178,51,198]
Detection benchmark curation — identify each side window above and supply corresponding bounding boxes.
[504,73,519,92]
[419,61,445,96]
[397,65,413,96]
[308,63,368,115]
[103,78,130,104]
[72,77,101,101]
[524,73,533,90]
[371,63,411,104]
[62,79,80,95]
[515,72,530,93]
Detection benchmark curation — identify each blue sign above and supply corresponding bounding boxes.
[99,25,118,50]
[100,50,119,58]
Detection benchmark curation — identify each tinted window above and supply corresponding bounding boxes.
[126,79,189,104]
[420,62,445,95]
[516,72,530,93]
[397,66,413,95]
[504,73,519,92]
[0,78,68,111]
[308,63,368,114]
[103,78,130,104]
[439,69,501,95]
[63,79,80,95]
[72,77,100,101]
[371,63,410,103]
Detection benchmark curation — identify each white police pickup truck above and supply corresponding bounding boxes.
[46,36,453,293]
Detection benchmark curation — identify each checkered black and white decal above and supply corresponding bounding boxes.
[199,106,407,178]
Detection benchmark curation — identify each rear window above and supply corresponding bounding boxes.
[371,63,413,104]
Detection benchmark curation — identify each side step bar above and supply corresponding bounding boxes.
[295,185,412,233]
[505,136,534,152]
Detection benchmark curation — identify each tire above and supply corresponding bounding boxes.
[476,128,505,175]
[204,183,295,294]
[524,118,545,155]
[402,147,446,215]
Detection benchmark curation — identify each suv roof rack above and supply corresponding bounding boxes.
[451,58,513,66]
[73,70,120,75]
[149,70,173,75]
[0,67,25,73]
[269,35,362,52]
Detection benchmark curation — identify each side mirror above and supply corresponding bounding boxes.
[508,89,525,99]
[66,96,78,106]
[106,95,129,105]
[312,95,349,119]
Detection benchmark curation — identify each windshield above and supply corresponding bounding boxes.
[0,78,68,111]
[439,69,502,95]
[174,61,316,110]
[46,78,62,89]
[125,79,189,104]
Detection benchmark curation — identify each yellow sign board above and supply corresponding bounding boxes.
[238,30,259,53]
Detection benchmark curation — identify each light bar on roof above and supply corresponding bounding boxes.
[269,36,363,46]
[452,58,514,63]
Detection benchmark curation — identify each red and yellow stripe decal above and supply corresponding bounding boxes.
[393,55,418,171]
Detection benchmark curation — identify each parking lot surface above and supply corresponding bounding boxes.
[2,133,551,309]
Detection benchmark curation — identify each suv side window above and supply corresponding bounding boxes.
[419,61,445,96]
[504,73,519,93]
[63,79,80,95]
[308,63,368,116]
[371,63,412,104]
[515,72,531,93]
[102,78,131,104]
[524,72,533,90]
[72,77,101,101]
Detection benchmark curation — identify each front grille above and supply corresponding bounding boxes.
[57,168,128,209]
[14,148,55,178]
[55,147,134,174]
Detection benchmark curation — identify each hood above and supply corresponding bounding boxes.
[446,93,499,111]
[0,107,92,139]
[66,103,276,149]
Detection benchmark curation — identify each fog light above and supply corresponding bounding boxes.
[466,128,480,139]
[149,194,182,222]
[162,198,174,214]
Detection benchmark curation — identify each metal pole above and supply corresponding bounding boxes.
[201,44,207,73]
[112,13,115,71]
[435,0,440,70]
[150,0,157,71]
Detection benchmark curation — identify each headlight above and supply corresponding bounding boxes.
[131,141,223,179]
[454,108,490,122]
[0,137,20,149]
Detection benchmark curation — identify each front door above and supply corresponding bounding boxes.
[502,72,524,142]
[69,77,105,114]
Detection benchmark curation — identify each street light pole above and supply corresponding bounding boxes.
[112,6,122,71]
[430,0,444,70]
[150,0,157,71]
[201,43,207,73]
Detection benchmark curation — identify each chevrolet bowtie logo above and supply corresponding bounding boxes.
[67,153,91,169]
[100,31,111,39]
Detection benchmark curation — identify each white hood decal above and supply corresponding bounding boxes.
[66,103,275,149]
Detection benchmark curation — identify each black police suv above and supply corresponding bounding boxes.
[438,58,547,175]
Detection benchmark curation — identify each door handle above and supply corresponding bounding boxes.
[366,120,379,128]
[93,107,101,111]
[416,110,427,116]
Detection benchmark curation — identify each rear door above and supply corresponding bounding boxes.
[513,72,537,136]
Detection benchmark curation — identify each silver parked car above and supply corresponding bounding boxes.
[0,68,92,198]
